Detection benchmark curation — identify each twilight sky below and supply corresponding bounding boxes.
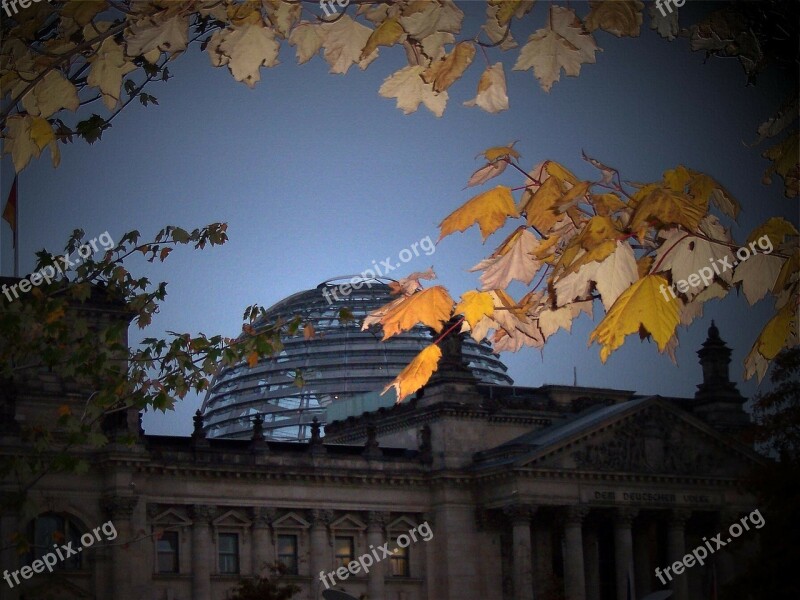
[1,1,796,435]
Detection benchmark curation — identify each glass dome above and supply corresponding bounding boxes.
[201,279,512,441]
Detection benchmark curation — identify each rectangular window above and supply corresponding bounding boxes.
[389,538,409,577]
[334,535,355,569]
[218,532,239,574]
[277,534,298,575]
[157,531,179,574]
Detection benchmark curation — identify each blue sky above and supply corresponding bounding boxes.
[1,1,796,435]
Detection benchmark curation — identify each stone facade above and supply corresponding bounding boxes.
[0,323,763,600]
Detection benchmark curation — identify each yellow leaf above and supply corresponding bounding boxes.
[773,248,798,294]
[637,256,654,279]
[464,63,509,114]
[439,185,519,242]
[750,302,796,361]
[29,117,55,150]
[520,176,566,232]
[629,186,706,232]
[383,344,442,402]
[379,65,448,117]
[379,286,454,340]
[288,22,324,64]
[545,161,579,185]
[747,216,799,249]
[483,142,520,162]
[303,322,316,340]
[360,18,405,60]
[45,306,65,324]
[491,0,523,26]
[589,274,680,362]
[422,41,476,93]
[762,130,799,198]
[57,404,72,417]
[590,193,627,216]
[246,351,259,368]
[455,290,495,329]
[62,0,107,26]
[88,37,137,110]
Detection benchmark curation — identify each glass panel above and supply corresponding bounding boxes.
[157,531,179,573]
[334,536,354,568]
[218,533,239,574]
[277,534,298,575]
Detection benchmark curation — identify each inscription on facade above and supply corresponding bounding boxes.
[584,489,718,506]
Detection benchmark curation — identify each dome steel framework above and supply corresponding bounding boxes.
[201,280,513,441]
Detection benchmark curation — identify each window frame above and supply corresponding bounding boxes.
[217,532,240,575]
[27,513,84,571]
[334,535,355,569]
[389,536,410,577]
[276,533,299,575]
[156,530,180,574]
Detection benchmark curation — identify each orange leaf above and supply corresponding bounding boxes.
[383,343,442,401]
[439,185,518,242]
[246,351,259,368]
[379,286,454,340]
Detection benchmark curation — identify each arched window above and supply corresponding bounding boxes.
[26,513,84,570]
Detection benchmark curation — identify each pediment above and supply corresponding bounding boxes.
[330,514,366,531]
[151,508,192,525]
[272,511,309,529]
[387,516,418,532]
[517,399,763,477]
[213,510,251,528]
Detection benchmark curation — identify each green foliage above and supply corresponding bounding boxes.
[228,565,301,600]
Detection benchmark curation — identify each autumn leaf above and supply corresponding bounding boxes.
[464,63,509,114]
[246,351,259,368]
[388,267,437,296]
[584,0,644,38]
[466,160,508,188]
[648,2,679,40]
[57,404,72,417]
[482,143,520,163]
[368,286,454,340]
[762,130,799,198]
[589,274,680,362]
[513,6,599,92]
[288,22,324,64]
[379,65,448,117]
[321,16,377,74]
[652,229,735,299]
[732,254,784,305]
[88,37,137,110]
[747,217,799,249]
[126,13,189,57]
[422,41,475,93]
[629,185,707,232]
[454,290,495,329]
[209,23,280,88]
[519,176,568,232]
[384,343,442,402]
[303,322,316,340]
[469,227,545,289]
[21,70,80,120]
[360,18,405,60]
[439,185,519,242]
[748,302,797,363]
[398,0,464,39]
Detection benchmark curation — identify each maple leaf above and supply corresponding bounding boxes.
[303,322,316,340]
[592,241,639,310]
[466,160,508,188]
[488,289,543,350]
[762,130,799,198]
[746,302,797,372]
[3,115,41,172]
[454,290,495,329]
[21,70,80,120]
[419,32,456,62]
[629,185,707,232]
[539,301,591,340]
[288,22,324,64]
[748,216,799,250]
[652,229,735,300]
[422,41,475,93]
[464,63,509,114]
[519,175,579,233]
[126,13,189,57]
[469,228,545,289]
[388,268,437,296]
[379,65,448,116]
[360,18,405,60]
[513,6,599,92]
[590,193,627,216]
[88,37,137,110]
[439,185,519,242]
[648,2,679,40]
[399,0,464,40]
[589,274,680,362]
[246,351,259,368]
[211,23,280,88]
[584,0,644,38]
[483,143,520,163]
[482,4,519,51]
[321,16,377,74]
[368,286,454,340]
[732,254,784,305]
[384,343,442,402]
[264,0,301,38]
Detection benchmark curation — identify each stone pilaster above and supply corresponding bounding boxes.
[667,509,692,600]
[503,504,535,600]
[189,504,216,600]
[614,508,638,600]
[101,495,139,600]
[563,505,589,600]
[366,511,389,599]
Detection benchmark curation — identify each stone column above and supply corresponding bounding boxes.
[583,527,600,600]
[101,495,139,600]
[251,508,275,576]
[190,504,216,600]
[504,504,534,600]
[614,508,638,600]
[367,511,388,599]
[532,518,553,597]
[633,522,652,597]
[309,510,332,598]
[563,505,588,600]
[667,510,691,600]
